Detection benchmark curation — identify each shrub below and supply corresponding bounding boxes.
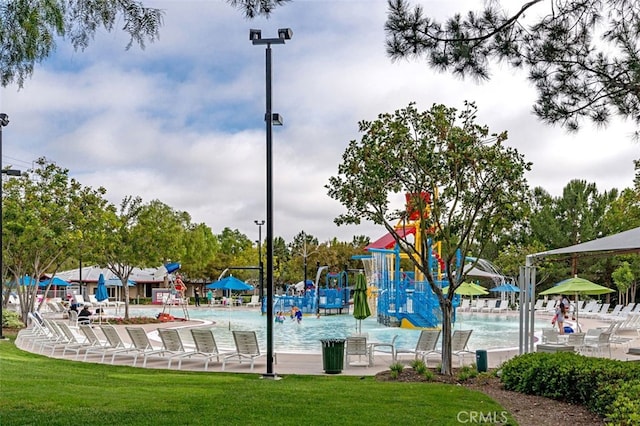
[500,352,640,419]
[1,310,24,329]
[456,364,478,381]
[410,359,428,374]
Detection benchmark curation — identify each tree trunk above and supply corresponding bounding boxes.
[439,297,454,375]
[123,280,130,320]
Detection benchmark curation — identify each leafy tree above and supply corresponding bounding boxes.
[385,0,640,134]
[612,261,634,305]
[98,197,186,319]
[327,102,530,374]
[2,158,109,323]
[181,223,220,282]
[0,0,288,87]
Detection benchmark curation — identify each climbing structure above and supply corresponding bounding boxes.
[360,192,458,329]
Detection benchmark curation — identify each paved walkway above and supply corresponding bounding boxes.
[14,310,640,376]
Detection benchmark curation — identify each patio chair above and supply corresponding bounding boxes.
[344,335,372,367]
[39,320,74,356]
[98,324,137,363]
[541,328,559,344]
[481,299,499,313]
[582,331,612,358]
[369,335,398,363]
[189,328,236,370]
[222,330,264,371]
[78,324,111,361]
[395,330,441,363]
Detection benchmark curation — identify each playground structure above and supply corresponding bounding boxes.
[359,192,460,329]
[269,268,351,316]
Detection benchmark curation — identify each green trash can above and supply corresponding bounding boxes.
[321,339,345,374]
[476,349,488,372]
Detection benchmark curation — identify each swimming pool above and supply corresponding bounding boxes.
[132,307,546,354]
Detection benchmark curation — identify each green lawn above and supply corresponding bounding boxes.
[0,339,515,425]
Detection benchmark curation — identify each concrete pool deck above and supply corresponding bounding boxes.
[15,307,640,376]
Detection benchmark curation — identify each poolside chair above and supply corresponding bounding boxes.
[98,325,137,363]
[481,299,498,313]
[541,328,559,344]
[451,330,474,366]
[156,328,197,369]
[125,327,166,367]
[395,330,441,363]
[246,295,260,308]
[189,328,236,370]
[78,324,111,361]
[16,312,54,350]
[457,299,470,312]
[470,299,486,312]
[599,304,623,321]
[369,335,398,363]
[564,332,585,352]
[582,331,612,358]
[491,300,509,313]
[533,299,544,311]
[222,330,264,371]
[344,335,372,367]
[39,320,74,356]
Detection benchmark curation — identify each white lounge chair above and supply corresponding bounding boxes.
[156,328,196,369]
[99,325,136,363]
[189,328,236,370]
[246,295,260,308]
[451,330,474,366]
[222,330,264,371]
[395,330,440,363]
[125,327,166,367]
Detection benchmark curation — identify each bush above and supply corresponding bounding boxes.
[500,352,640,420]
[1,310,24,329]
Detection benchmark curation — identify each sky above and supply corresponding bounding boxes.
[1,0,638,245]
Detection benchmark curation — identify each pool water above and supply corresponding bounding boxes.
[132,307,545,354]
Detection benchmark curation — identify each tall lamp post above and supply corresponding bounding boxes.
[0,113,21,340]
[250,27,292,379]
[254,219,264,303]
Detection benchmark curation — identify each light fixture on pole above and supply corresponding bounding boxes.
[251,27,291,379]
[0,113,21,340]
[254,219,264,304]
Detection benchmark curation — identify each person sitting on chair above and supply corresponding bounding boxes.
[78,305,93,325]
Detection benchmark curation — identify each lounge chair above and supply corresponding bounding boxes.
[541,328,559,344]
[222,330,264,371]
[39,320,74,356]
[395,330,441,363]
[246,295,260,308]
[344,335,372,367]
[125,327,166,367]
[481,299,498,313]
[98,325,137,363]
[582,331,612,358]
[155,328,197,369]
[598,304,623,321]
[78,324,111,361]
[451,329,474,366]
[189,328,235,370]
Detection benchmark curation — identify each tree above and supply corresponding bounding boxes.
[0,0,289,88]
[385,0,640,134]
[612,261,635,305]
[99,197,186,319]
[327,102,530,374]
[2,158,110,323]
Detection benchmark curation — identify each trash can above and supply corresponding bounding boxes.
[475,349,488,372]
[321,339,345,374]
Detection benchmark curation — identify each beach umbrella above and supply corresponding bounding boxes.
[539,276,614,330]
[39,277,71,287]
[353,273,371,334]
[206,276,254,329]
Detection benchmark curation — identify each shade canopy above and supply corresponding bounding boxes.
[205,276,253,291]
[442,282,489,296]
[105,278,136,287]
[490,283,521,293]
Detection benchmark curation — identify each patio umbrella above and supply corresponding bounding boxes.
[442,282,489,296]
[206,276,254,329]
[539,276,614,330]
[353,273,371,334]
[490,283,520,293]
[95,274,109,323]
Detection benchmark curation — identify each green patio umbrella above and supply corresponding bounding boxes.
[442,282,489,296]
[539,276,614,330]
[353,273,371,334]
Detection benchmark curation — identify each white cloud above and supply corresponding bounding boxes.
[1,0,637,245]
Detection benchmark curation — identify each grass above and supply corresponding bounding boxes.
[0,338,515,425]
